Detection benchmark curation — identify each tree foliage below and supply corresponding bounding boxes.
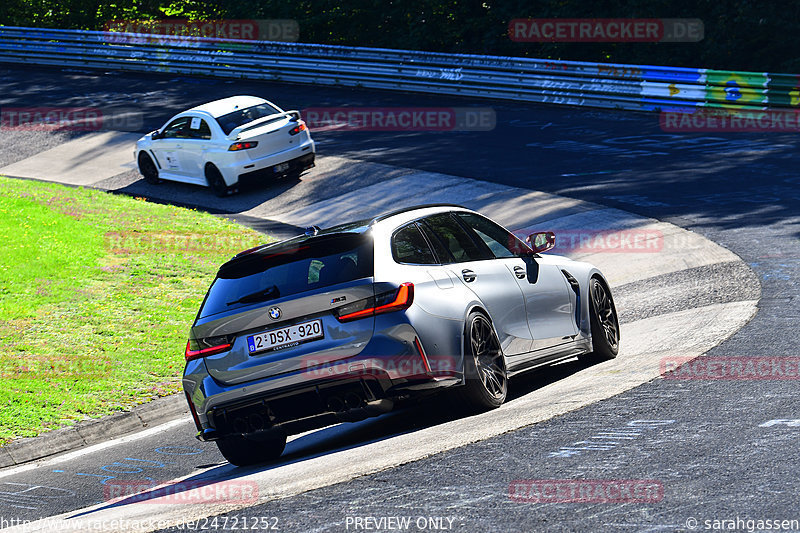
[1,0,797,72]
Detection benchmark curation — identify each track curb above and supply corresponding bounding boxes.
[0,395,186,469]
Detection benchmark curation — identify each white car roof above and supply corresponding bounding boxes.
[188,96,269,118]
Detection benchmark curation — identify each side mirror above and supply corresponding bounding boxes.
[151,130,162,140]
[526,231,556,254]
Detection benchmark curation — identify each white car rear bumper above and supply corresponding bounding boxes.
[219,139,315,186]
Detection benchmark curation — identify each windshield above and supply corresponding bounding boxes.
[199,233,373,318]
[215,102,283,135]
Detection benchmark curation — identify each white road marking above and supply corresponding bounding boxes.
[0,419,187,480]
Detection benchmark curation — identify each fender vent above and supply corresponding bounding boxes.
[561,269,581,328]
[148,150,162,169]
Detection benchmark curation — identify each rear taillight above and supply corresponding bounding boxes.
[185,336,233,361]
[228,141,258,151]
[336,282,414,322]
[289,121,307,135]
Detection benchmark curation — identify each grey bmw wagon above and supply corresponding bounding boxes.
[182,204,619,465]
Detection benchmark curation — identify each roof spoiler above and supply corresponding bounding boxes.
[226,110,301,140]
[370,203,467,224]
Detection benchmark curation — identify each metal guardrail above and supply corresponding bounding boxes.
[1,26,798,112]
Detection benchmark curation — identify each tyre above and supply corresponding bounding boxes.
[216,432,287,467]
[579,277,620,364]
[457,311,507,410]
[205,164,231,197]
[137,152,160,184]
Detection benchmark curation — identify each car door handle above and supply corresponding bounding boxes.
[513,266,526,279]
[461,269,476,282]
[175,144,183,149]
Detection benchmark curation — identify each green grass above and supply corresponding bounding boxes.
[0,176,270,444]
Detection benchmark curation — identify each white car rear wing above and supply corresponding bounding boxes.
[226,110,301,140]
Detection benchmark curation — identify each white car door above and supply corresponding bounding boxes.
[176,116,214,180]
[151,116,190,177]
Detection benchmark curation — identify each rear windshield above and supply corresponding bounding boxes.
[199,233,373,318]
[216,103,282,135]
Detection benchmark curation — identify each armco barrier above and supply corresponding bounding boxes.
[0,26,797,112]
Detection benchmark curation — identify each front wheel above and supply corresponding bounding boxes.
[137,152,160,184]
[578,277,620,364]
[216,432,287,467]
[456,312,507,410]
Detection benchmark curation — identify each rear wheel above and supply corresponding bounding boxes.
[216,432,287,467]
[457,312,507,410]
[579,277,620,364]
[205,164,231,197]
[137,152,160,184]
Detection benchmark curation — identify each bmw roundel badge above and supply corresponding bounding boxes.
[268,307,282,320]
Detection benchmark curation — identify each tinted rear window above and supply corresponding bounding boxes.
[216,103,282,135]
[392,223,436,264]
[199,233,373,318]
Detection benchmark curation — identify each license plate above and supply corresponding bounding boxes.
[247,319,323,354]
[273,162,290,173]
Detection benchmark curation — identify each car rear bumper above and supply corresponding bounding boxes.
[237,151,315,185]
[183,339,462,440]
[218,139,315,186]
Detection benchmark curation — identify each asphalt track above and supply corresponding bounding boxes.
[0,66,798,532]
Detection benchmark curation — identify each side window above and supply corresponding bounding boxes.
[392,223,436,264]
[457,212,528,258]
[422,213,490,263]
[187,117,212,140]
[418,222,453,263]
[161,117,190,139]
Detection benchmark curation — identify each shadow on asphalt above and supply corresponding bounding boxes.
[111,171,305,215]
[68,357,591,517]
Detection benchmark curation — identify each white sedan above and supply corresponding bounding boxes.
[135,95,315,196]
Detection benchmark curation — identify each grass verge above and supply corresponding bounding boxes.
[0,176,269,445]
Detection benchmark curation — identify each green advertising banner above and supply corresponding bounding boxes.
[705,70,768,108]
[766,73,800,107]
